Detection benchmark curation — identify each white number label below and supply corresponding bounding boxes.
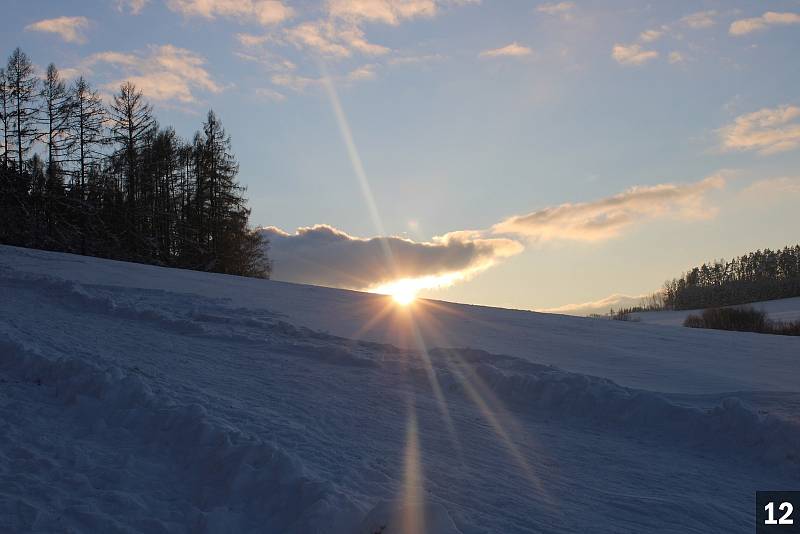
[765,501,794,525]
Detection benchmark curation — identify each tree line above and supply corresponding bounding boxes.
[661,245,800,310]
[0,47,270,278]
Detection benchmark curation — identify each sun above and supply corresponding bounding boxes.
[391,288,417,306]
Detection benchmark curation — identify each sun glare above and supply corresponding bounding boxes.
[392,289,417,306]
[373,271,471,306]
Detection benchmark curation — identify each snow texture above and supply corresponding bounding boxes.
[1,244,798,533]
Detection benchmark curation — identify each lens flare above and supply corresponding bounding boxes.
[392,289,417,305]
[372,271,468,305]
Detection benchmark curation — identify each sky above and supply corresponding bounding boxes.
[2,0,800,313]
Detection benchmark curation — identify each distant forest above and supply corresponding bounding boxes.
[0,47,270,278]
[661,245,800,310]
[604,245,800,319]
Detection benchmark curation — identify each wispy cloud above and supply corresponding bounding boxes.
[479,42,533,59]
[283,20,390,58]
[540,293,649,315]
[25,16,90,44]
[255,87,286,102]
[719,105,800,155]
[729,12,800,36]
[85,44,224,104]
[167,0,293,26]
[116,0,149,15]
[231,0,477,99]
[261,224,522,291]
[536,2,575,19]
[387,53,445,65]
[639,29,664,43]
[492,176,726,242]
[327,0,435,25]
[347,64,378,81]
[740,176,800,197]
[681,10,716,29]
[326,0,479,25]
[269,65,378,93]
[270,72,321,92]
[611,43,658,66]
[668,51,685,64]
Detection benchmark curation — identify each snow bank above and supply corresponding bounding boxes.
[0,267,205,336]
[0,333,362,534]
[430,348,800,471]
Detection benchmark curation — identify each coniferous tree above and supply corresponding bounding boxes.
[662,246,800,309]
[69,77,106,195]
[0,47,270,279]
[110,81,153,210]
[0,67,8,170]
[6,48,39,174]
[39,64,72,175]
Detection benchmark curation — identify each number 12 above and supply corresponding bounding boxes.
[765,502,794,525]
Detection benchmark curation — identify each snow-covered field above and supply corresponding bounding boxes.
[633,297,800,327]
[1,245,798,533]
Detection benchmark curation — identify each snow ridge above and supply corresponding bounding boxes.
[0,333,362,534]
[432,348,800,471]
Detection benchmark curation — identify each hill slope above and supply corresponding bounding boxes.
[1,245,798,533]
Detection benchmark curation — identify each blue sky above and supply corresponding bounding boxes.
[3,0,800,312]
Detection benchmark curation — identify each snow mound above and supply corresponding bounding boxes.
[0,333,362,534]
[0,267,205,336]
[431,348,800,470]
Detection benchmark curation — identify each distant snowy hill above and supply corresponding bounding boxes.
[1,245,798,533]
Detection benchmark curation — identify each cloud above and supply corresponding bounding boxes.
[255,87,286,101]
[479,42,533,58]
[233,0,476,100]
[271,72,322,92]
[167,0,293,26]
[541,293,649,316]
[719,105,800,154]
[260,224,522,291]
[283,20,390,57]
[639,29,663,43]
[347,64,378,80]
[681,10,716,29]
[740,176,800,197]
[492,176,726,242]
[85,44,224,103]
[327,0,438,25]
[260,176,729,293]
[387,53,445,65]
[611,43,658,66]
[729,12,800,36]
[325,0,479,25]
[536,2,575,18]
[116,0,149,15]
[25,16,90,44]
[668,51,685,64]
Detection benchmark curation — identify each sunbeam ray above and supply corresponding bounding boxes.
[400,399,424,534]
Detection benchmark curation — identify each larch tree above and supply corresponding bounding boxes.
[39,64,73,177]
[109,81,153,210]
[69,76,106,195]
[6,48,39,174]
[0,68,8,170]
[1,47,270,279]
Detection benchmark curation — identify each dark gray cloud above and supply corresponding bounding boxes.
[260,225,522,290]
